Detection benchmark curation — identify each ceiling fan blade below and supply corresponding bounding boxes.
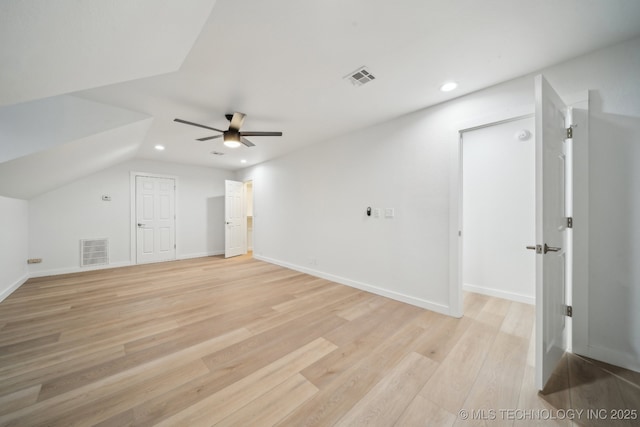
[197,135,223,141]
[174,118,224,133]
[240,137,255,147]
[240,131,283,137]
[229,112,246,132]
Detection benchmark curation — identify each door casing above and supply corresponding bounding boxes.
[225,179,247,258]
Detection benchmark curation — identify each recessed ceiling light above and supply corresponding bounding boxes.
[440,81,458,92]
[154,145,165,151]
[240,159,247,164]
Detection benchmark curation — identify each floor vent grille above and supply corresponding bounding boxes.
[80,238,109,267]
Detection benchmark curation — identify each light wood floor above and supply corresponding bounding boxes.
[0,255,638,426]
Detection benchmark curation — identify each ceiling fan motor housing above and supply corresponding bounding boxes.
[224,130,241,143]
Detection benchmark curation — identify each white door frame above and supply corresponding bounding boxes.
[224,179,247,258]
[130,171,179,264]
[450,104,535,317]
[459,114,536,305]
[449,91,589,377]
[244,178,254,254]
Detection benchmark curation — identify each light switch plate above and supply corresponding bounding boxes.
[385,208,395,218]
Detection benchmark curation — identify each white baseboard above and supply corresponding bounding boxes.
[0,273,29,303]
[28,252,226,278]
[254,254,452,316]
[29,261,133,278]
[177,251,224,260]
[575,345,640,375]
[464,283,535,305]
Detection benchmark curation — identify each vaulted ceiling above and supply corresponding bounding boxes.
[2,0,640,199]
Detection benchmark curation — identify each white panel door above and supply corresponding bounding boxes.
[136,176,176,264]
[534,75,571,390]
[225,180,246,258]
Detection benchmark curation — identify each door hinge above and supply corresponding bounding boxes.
[563,305,573,317]
[566,217,573,228]
[566,127,573,139]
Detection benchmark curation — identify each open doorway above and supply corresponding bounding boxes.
[461,116,536,304]
[244,180,253,254]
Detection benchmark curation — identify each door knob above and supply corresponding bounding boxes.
[137,223,143,227]
[526,244,561,254]
[544,244,561,253]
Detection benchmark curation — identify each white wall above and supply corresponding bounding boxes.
[462,117,535,304]
[238,110,453,313]
[0,196,29,301]
[28,159,234,276]
[238,36,640,368]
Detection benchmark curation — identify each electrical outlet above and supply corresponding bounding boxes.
[27,258,42,264]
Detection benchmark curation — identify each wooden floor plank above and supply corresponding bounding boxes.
[11,360,210,427]
[155,337,337,427]
[0,345,126,399]
[301,301,423,390]
[333,351,437,426]
[0,329,251,426]
[500,301,535,338]
[412,314,474,363]
[395,394,457,427]
[454,332,529,426]
[0,385,40,417]
[419,321,498,415]
[214,373,318,427]
[280,322,431,426]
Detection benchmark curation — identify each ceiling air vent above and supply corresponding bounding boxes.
[344,66,376,87]
[80,238,109,267]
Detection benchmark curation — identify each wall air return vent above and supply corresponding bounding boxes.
[344,66,376,87]
[80,238,109,267]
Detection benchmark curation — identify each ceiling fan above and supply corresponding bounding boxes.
[173,112,282,148]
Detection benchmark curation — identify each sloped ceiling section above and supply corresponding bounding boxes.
[0,118,154,199]
[0,0,217,199]
[0,95,150,163]
[0,0,218,107]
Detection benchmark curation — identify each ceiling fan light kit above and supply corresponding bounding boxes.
[223,131,242,148]
[174,112,283,149]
